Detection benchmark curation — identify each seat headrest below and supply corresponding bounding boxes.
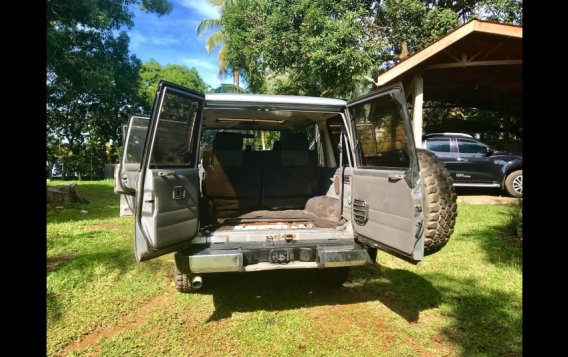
[280,133,308,150]
[213,132,243,151]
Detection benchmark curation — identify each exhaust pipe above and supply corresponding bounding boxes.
[191,275,203,289]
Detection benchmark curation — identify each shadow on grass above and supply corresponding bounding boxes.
[47,290,62,322]
[459,222,522,269]
[196,264,441,323]
[194,265,521,355]
[427,273,522,356]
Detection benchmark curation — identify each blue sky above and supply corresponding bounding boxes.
[124,0,229,89]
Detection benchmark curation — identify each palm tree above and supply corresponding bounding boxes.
[196,0,240,89]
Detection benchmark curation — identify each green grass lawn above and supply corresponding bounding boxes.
[47,180,522,356]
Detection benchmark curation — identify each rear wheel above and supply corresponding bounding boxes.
[504,170,522,198]
[417,149,458,256]
[174,265,195,293]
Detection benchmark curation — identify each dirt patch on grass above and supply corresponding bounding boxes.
[497,228,523,248]
[308,302,455,356]
[457,195,516,205]
[61,292,171,355]
[47,254,76,272]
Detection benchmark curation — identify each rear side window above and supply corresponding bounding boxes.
[123,117,149,164]
[150,89,202,166]
[326,115,350,167]
[426,138,451,153]
[349,95,409,169]
[457,139,486,154]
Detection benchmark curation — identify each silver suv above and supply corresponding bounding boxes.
[115,81,457,292]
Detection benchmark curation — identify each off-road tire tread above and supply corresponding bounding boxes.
[174,265,194,293]
[417,149,458,256]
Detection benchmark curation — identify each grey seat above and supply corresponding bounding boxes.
[203,132,261,217]
[261,132,317,209]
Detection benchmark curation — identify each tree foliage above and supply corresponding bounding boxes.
[47,0,172,179]
[221,0,522,97]
[196,0,241,84]
[223,0,383,97]
[138,60,208,113]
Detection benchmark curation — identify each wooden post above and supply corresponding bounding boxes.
[412,74,424,148]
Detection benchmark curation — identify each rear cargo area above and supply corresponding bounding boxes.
[200,131,347,232]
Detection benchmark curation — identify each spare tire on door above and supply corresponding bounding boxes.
[417,149,458,256]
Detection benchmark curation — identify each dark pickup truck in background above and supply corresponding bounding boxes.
[422,133,522,197]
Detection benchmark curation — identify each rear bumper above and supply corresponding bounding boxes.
[176,242,373,274]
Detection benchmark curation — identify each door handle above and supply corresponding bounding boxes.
[388,173,404,181]
[158,170,176,177]
[456,158,468,162]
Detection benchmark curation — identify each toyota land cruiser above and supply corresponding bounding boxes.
[115,81,457,292]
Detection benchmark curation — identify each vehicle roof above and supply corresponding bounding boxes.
[423,132,474,139]
[205,93,347,108]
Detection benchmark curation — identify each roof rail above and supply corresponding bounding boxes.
[423,132,473,138]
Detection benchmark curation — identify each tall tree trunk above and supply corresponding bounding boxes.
[47,162,54,179]
[234,68,240,92]
[399,41,409,61]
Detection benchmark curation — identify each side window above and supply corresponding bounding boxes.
[349,95,409,168]
[306,123,325,167]
[124,117,150,164]
[425,138,451,153]
[326,115,349,167]
[150,89,202,166]
[457,139,486,154]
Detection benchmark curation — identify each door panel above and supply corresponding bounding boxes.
[347,84,424,261]
[138,168,199,250]
[114,116,150,195]
[135,81,204,262]
[351,171,417,254]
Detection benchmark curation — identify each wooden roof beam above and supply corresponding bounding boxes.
[425,59,522,70]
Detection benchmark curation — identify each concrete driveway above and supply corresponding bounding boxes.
[455,187,518,205]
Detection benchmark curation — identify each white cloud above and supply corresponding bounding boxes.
[176,0,220,19]
[181,57,217,71]
[151,37,180,45]
[129,31,148,49]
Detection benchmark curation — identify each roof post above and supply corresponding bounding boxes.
[412,74,424,148]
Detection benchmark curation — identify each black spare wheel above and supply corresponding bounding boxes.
[417,149,458,256]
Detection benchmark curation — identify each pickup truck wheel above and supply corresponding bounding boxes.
[174,265,194,293]
[417,149,458,256]
[504,170,522,198]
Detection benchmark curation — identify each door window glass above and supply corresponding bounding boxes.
[349,95,409,168]
[124,117,149,164]
[425,138,451,153]
[326,115,350,167]
[457,139,486,154]
[150,89,202,166]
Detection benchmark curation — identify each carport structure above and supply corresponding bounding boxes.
[373,19,522,147]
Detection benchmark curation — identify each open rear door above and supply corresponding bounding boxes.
[114,116,150,196]
[346,84,425,262]
[134,81,205,261]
